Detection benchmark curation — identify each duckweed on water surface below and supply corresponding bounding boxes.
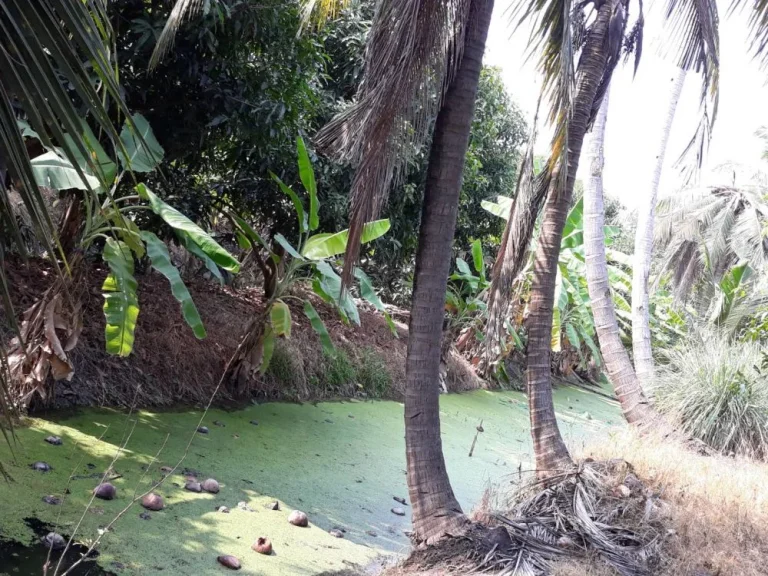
[0,387,619,575]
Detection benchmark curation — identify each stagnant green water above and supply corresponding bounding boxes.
[0,387,620,575]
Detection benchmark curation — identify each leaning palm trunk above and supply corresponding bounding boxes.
[527,0,624,477]
[405,0,493,544]
[583,90,657,426]
[631,69,685,388]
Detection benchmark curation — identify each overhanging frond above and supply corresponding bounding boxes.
[149,0,205,71]
[315,0,473,284]
[730,0,768,69]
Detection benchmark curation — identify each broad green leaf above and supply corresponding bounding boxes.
[302,219,391,260]
[141,231,205,339]
[137,184,239,273]
[471,239,485,279]
[303,301,335,356]
[551,306,562,351]
[565,322,581,350]
[228,212,270,252]
[178,232,224,285]
[354,268,398,337]
[270,300,292,337]
[31,151,100,191]
[117,113,164,172]
[582,330,602,366]
[62,119,117,186]
[481,195,514,220]
[260,325,275,375]
[101,239,139,357]
[561,198,584,249]
[274,233,304,261]
[271,172,307,233]
[315,261,360,325]
[297,136,318,231]
[456,258,472,276]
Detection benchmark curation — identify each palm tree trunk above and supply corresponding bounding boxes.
[405,0,493,544]
[527,0,620,477]
[583,90,656,425]
[631,69,686,388]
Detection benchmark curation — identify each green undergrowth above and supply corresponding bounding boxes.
[0,387,620,575]
[269,344,394,399]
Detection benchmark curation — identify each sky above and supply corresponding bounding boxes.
[483,0,768,210]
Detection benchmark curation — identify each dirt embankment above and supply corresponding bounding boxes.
[1,256,485,411]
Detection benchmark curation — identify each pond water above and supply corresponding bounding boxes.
[0,386,620,575]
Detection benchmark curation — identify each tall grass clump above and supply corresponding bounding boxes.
[654,329,768,460]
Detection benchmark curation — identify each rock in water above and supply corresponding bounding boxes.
[139,512,151,520]
[249,420,259,426]
[141,493,164,511]
[237,501,255,512]
[329,529,344,538]
[217,555,241,570]
[391,507,406,516]
[216,506,230,513]
[393,496,407,506]
[43,532,66,550]
[160,466,173,474]
[265,500,279,511]
[185,481,203,493]
[197,426,209,434]
[202,478,220,493]
[45,436,63,446]
[93,483,117,500]
[31,461,52,472]
[42,495,61,505]
[252,537,272,555]
[287,510,308,527]
[213,420,225,427]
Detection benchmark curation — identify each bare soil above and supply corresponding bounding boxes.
[1,255,485,411]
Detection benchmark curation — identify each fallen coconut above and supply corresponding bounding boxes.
[43,532,66,550]
[252,537,272,555]
[31,461,52,472]
[160,466,173,473]
[216,505,230,513]
[393,496,407,506]
[197,426,209,434]
[202,478,220,493]
[93,482,117,500]
[45,436,63,446]
[185,481,202,493]
[42,495,61,505]
[329,529,344,538]
[139,512,151,520]
[213,420,225,427]
[141,493,164,511]
[217,555,241,570]
[287,510,308,527]
[391,507,406,516]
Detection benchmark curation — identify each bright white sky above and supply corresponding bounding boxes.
[483,0,768,209]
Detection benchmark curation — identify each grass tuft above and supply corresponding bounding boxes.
[653,329,768,460]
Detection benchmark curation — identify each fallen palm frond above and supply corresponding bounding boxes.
[394,460,663,576]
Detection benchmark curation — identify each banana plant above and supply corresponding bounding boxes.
[228,137,393,374]
[445,239,490,341]
[20,113,238,359]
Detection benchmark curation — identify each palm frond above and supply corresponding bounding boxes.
[300,0,351,30]
[730,0,768,69]
[665,0,719,182]
[149,0,205,71]
[315,0,473,284]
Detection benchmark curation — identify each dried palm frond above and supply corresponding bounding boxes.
[315,0,473,285]
[300,0,351,30]
[148,0,205,70]
[665,0,720,182]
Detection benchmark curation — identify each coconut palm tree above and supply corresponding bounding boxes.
[583,90,657,425]
[631,69,686,389]
[314,0,493,541]
[525,0,630,475]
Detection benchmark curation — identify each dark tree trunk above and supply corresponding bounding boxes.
[527,0,619,477]
[405,0,494,544]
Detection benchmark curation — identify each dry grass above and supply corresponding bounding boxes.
[555,429,768,576]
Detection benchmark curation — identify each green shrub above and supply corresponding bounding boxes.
[323,349,357,392]
[654,330,768,460]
